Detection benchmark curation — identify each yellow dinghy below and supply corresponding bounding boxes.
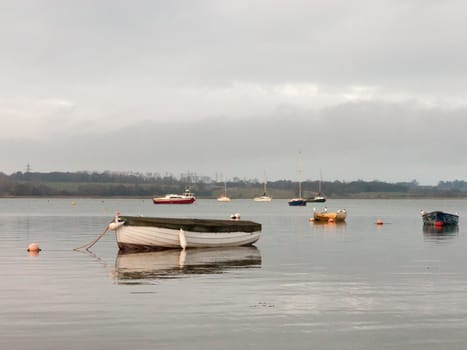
[312,208,347,223]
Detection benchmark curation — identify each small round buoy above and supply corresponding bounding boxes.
[309,218,314,222]
[27,243,41,253]
[71,201,76,206]
[435,221,443,227]
[376,219,383,225]
[328,218,335,223]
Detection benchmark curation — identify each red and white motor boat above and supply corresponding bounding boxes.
[153,187,196,204]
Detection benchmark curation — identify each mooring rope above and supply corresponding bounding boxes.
[73,225,110,252]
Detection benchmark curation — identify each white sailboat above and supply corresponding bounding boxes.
[254,174,272,202]
[217,177,231,202]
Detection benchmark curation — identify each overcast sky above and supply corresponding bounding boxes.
[1,0,467,185]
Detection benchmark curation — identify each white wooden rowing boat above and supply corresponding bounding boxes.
[109,215,261,251]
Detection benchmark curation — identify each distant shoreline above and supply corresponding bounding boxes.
[1,195,466,200]
[2,171,466,198]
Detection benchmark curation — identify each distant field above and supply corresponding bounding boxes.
[8,181,464,199]
[41,182,296,198]
[43,181,160,193]
[43,182,88,191]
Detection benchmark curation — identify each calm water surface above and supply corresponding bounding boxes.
[1,198,467,349]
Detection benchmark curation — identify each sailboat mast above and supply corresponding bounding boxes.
[298,151,302,198]
[318,170,322,194]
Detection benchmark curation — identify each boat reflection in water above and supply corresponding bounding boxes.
[113,246,261,283]
[309,219,347,233]
[423,223,459,241]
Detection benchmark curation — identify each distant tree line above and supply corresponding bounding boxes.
[0,171,466,198]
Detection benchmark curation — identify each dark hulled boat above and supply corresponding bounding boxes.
[288,198,307,206]
[421,210,459,227]
[305,194,326,203]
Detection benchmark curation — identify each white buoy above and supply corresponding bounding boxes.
[179,228,187,249]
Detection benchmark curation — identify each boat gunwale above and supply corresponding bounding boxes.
[119,215,262,233]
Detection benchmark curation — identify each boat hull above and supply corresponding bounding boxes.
[254,196,272,202]
[288,198,307,206]
[422,211,459,226]
[153,197,195,204]
[114,216,261,251]
[306,197,326,203]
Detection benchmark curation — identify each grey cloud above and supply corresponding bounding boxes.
[2,1,467,91]
[2,101,466,185]
[1,1,467,185]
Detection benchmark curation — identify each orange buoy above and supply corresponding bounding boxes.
[27,243,41,254]
[376,219,383,225]
[328,218,335,223]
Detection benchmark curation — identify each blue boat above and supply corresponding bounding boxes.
[288,179,306,206]
[289,152,306,207]
[288,198,307,206]
[421,210,459,226]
